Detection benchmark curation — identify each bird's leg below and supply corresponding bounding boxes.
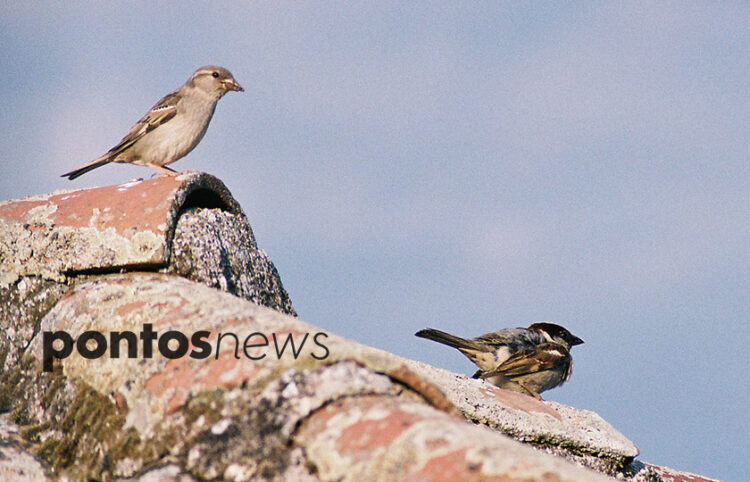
[147,164,179,177]
[519,382,544,401]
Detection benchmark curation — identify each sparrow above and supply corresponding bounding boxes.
[415,323,583,399]
[62,66,243,180]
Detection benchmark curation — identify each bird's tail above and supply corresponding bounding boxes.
[61,156,111,180]
[414,328,488,352]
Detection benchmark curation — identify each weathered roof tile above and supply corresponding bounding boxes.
[0,172,242,286]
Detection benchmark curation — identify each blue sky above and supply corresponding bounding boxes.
[1,3,748,479]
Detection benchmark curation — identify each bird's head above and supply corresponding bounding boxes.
[528,322,584,349]
[189,65,244,97]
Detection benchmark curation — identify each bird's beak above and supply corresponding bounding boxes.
[570,336,584,346]
[223,79,244,92]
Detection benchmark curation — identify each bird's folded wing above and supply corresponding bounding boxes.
[102,91,180,159]
[480,343,569,378]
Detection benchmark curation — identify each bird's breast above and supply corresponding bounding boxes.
[133,96,218,166]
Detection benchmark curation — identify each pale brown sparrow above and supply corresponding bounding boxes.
[415,323,583,399]
[62,66,243,180]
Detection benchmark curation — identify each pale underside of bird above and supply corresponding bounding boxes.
[62,65,243,180]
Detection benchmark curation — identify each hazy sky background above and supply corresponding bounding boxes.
[1,3,748,480]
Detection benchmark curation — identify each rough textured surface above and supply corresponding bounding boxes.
[167,207,295,316]
[297,394,610,482]
[404,360,640,476]
[0,171,243,287]
[0,171,294,312]
[0,276,68,370]
[0,414,49,481]
[635,463,720,482]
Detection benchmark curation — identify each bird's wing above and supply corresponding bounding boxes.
[480,343,570,378]
[476,328,546,349]
[475,328,519,346]
[101,91,180,160]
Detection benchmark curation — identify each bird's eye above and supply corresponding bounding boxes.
[212,72,219,78]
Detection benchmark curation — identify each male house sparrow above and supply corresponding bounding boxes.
[62,66,243,180]
[415,323,583,399]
